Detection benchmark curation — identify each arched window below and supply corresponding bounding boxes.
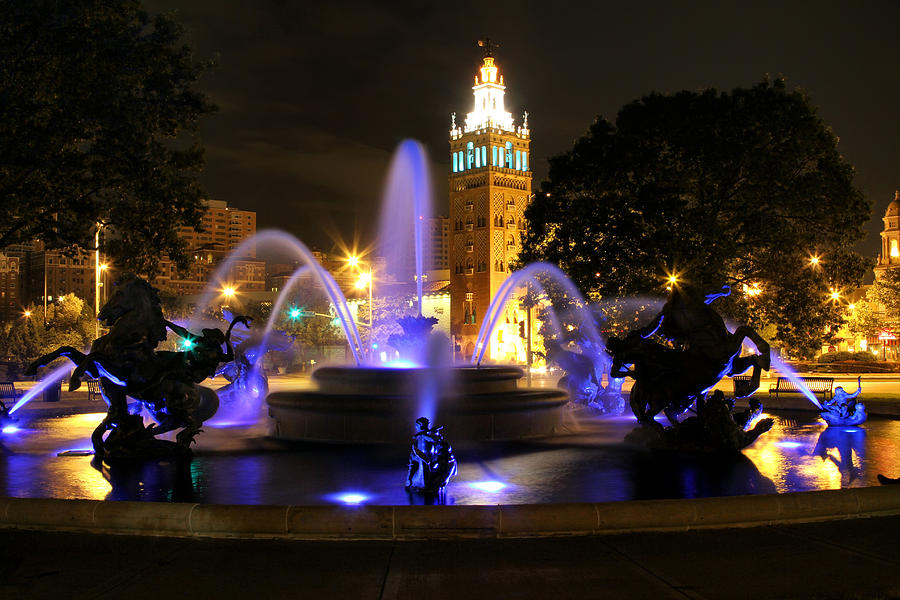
[505,142,513,168]
[891,239,899,258]
[467,142,474,169]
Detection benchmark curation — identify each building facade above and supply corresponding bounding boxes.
[448,48,532,360]
[875,190,900,278]
[152,199,265,297]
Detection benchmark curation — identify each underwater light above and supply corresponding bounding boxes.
[337,493,367,504]
[776,441,803,449]
[469,481,506,492]
[2,425,19,434]
[384,360,418,369]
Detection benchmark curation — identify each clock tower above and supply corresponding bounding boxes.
[449,42,532,361]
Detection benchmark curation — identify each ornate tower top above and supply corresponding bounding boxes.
[448,39,528,138]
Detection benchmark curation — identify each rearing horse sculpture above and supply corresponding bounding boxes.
[607,284,770,429]
[27,275,248,458]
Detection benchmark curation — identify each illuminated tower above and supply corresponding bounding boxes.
[875,190,900,278]
[449,41,532,361]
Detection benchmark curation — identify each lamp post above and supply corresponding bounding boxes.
[94,224,101,339]
[349,255,373,358]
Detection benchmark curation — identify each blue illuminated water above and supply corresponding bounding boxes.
[4,408,898,505]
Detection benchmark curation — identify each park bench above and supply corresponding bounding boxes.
[0,381,22,401]
[0,381,22,411]
[84,378,101,403]
[768,376,834,401]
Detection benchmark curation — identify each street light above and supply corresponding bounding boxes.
[348,255,373,357]
[809,255,821,267]
[23,310,31,318]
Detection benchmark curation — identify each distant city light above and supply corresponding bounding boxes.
[355,272,371,289]
[848,303,856,311]
[830,289,841,301]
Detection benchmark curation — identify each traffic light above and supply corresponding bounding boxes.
[518,321,526,339]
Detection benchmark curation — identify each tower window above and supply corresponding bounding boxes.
[515,150,521,170]
[459,150,464,171]
[481,146,487,167]
[492,146,498,166]
[452,152,458,173]
[475,146,481,168]
[506,142,513,168]
[467,142,474,169]
[522,151,528,171]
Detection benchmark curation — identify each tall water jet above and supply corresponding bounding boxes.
[376,139,434,317]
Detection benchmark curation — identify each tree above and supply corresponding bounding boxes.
[847,268,900,340]
[0,0,215,277]
[520,78,872,357]
[0,294,94,373]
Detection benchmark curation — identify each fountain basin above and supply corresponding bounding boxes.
[266,365,569,443]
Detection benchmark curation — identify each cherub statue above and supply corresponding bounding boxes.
[820,376,866,426]
[406,417,457,493]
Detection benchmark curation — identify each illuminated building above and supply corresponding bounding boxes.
[875,190,900,277]
[449,42,532,360]
[152,199,265,296]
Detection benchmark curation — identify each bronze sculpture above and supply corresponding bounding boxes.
[406,417,457,493]
[607,284,773,451]
[26,274,249,461]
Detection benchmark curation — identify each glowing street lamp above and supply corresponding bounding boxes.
[347,254,373,355]
[809,255,821,267]
[23,310,31,318]
[222,286,236,298]
[829,289,841,302]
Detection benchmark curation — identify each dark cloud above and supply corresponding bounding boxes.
[147,0,900,260]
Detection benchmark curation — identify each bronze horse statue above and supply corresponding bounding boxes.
[607,284,770,430]
[27,275,248,458]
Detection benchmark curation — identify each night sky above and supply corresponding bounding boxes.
[145,0,900,263]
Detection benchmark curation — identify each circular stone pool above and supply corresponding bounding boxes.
[2,408,898,506]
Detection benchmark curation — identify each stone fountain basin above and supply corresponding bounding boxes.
[266,365,569,443]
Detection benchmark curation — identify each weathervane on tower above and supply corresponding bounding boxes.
[478,37,499,57]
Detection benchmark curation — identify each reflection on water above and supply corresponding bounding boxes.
[2,410,900,506]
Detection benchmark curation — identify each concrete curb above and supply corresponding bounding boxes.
[2,486,900,540]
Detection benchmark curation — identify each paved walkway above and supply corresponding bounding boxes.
[3,515,900,599]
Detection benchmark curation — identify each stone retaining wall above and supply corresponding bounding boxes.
[3,486,900,540]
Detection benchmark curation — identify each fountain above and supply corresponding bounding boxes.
[4,139,900,556]
[266,141,568,442]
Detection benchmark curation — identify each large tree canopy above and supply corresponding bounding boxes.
[520,79,872,356]
[0,0,215,276]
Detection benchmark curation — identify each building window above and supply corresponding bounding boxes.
[467,142,474,169]
[892,239,899,258]
[522,151,528,171]
[481,146,487,167]
[475,145,481,168]
[506,142,513,168]
[515,150,521,170]
[452,152,458,173]
[492,145,498,166]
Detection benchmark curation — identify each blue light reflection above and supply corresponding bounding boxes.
[468,481,507,492]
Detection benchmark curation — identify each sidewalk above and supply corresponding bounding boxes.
[2,515,899,599]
